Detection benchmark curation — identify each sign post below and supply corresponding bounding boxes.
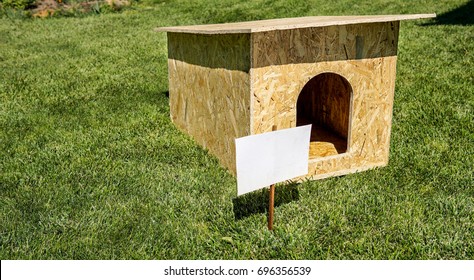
[268,125,277,230]
[268,183,275,230]
[235,125,311,230]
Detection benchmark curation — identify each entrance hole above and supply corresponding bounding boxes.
[296,73,352,158]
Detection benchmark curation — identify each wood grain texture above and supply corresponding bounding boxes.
[165,20,401,179]
[167,33,251,172]
[250,22,399,178]
[251,22,399,67]
[156,14,435,34]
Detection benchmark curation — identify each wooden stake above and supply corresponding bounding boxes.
[268,183,275,230]
[268,125,277,231]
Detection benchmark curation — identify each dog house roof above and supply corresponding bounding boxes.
[156,14,435,34]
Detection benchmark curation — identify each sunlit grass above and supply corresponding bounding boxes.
[0,0,473,259]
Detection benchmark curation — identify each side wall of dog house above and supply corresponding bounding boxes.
[167,33,251,172]
[250,22,400,180]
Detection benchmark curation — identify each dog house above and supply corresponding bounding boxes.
[157,14,435,180]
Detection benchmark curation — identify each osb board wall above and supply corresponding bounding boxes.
[250,22,399,179]
[251,22,399,67]
[167,33,251,172]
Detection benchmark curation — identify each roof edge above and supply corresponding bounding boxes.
[155,14,436,34]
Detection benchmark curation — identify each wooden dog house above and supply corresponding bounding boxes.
[157,14,435,180]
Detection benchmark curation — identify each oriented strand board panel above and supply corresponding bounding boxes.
[159,14,436,179]
[157,14,435,34]
[167,33,251,171]
[250,22,399,179]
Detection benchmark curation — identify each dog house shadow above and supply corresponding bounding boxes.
[232,181,300,220]
[421,0,473,26]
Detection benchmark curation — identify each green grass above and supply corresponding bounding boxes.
[1,0,473,259]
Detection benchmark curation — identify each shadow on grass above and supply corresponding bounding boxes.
[232,181,300,220]
[422,0,474,26]
[162,90,169,98]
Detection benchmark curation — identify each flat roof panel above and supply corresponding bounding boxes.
[156,14,436,34]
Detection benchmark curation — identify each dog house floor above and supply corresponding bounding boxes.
[298,117,347,158]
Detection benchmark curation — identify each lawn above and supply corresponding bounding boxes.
[0,0,473,259]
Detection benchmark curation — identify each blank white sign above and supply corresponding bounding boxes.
[235,125,311,196]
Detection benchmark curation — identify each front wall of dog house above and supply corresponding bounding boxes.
[250,22,399,179]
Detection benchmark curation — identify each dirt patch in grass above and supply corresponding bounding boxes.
[28,0,130,18]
